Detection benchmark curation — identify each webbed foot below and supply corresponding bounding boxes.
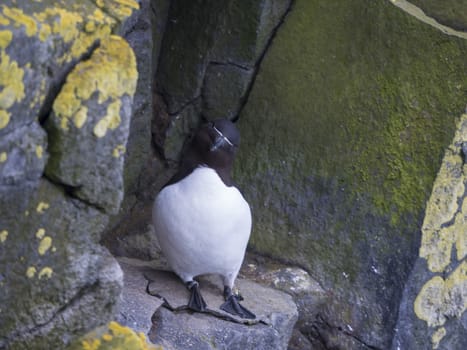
[220,286,256,319]
[186,280,207,312]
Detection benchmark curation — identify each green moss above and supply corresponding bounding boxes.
[234,0,467,343]
[237,0,466,231]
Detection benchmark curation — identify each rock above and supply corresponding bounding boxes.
[116,258,164,334]
[0,0,139,348]
[44,35,137,214]
[0,122,47,186]
[0,180,123,349]
[67,321,161,350]
[234,0,467,348]
[241,253,329,348]
[144,268,298,349]
[409,0,467,31]
[392,114,467,350]
[154,0,292,161]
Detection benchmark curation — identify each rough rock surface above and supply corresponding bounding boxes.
[0,1,139,348]
[111,257,299,349]
[116,259,164,334]
[145,269,298,349]
[234,0,467,348]
[392,114,467,350]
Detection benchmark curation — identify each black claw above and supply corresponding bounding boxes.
[186,281,207,312]
[220,286,256,319]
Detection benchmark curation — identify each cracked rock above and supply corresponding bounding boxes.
[143,267,298,349]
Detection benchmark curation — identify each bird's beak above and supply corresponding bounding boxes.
[210,136,225,152]
[210,124,234,152]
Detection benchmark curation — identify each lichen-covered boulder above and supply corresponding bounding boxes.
[393,114,467,350]
[44,35,137,214]
[234,0,467,348]
[67,321,161,350]
[0,0,139,348]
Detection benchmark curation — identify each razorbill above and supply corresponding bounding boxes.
[152,119,255,319]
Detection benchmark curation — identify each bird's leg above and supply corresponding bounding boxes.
[220,286,256,319]
[186,280,207,312]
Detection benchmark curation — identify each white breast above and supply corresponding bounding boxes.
[152,167,252,283]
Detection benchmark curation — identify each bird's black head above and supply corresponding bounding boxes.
[183,119,240,186]
[164,119,240,188]
[192,119,240,168]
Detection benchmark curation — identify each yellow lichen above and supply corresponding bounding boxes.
[431,327,446,349]
[443,261,467,318]
[38,22,51,42]
[456,199,467,261]
[415,115,467,345]
[36,8,83,43]
[93,100,121,138]
[38,236,52,255]
[0,30,12,49]
[36,202,50,213]
[102,333,113,342]
[0,110,10,129]
[414,276,445,327]
[73,106,88,128]
[26,266,37,278]
[0,230,8,243]
[38,267,53,279]
[71,321,161,350]
[53,35,137,135]
[420,115,467,272]
[0,152,7,163]
[414,261,467,328]
[91,8,106,23]
[0,50,26,112]
[35,228,45,239]
[2,7,37,36]
[85,21,96,33]
[0,15,10,26]
[35,145,43,158]
[112,144,125,158]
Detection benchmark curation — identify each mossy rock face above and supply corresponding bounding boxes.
[393,115,467,350]
[409,0,467,31]
[235,0,467,348]
[154,0,292,162]
[0,180,123,350]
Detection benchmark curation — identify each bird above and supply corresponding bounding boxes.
[152,118,255,319]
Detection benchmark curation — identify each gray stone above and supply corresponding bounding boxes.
[202,63,254,121]
[0,122,47,186]
[145,269,298,349]
[0,1,139,348]
[116,258,164,334]
[0,179,123,350]
[44,37,137,214]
